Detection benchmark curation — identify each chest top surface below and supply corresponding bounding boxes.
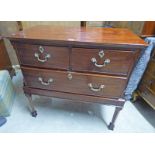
[8,25,147,48]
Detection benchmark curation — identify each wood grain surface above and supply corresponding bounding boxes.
[22,67,127,98]
[71,48,136,76]
[7,25,147,48]
[24,86,125,107]
[14,43,70,69]
[7,26,147,129]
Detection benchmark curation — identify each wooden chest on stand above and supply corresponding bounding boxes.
[7,26,147,130]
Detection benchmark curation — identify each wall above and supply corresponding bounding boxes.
[0,21,19,65]
[22,21,80,29]
[87,21,144,35]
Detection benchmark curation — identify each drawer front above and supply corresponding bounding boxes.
[15,43,69,69]
[71,48,135,76]
[22,67,127,98]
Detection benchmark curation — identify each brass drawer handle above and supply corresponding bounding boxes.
[34,53,51,63]
[91,50,110,68]
[88,83,105,92]
[38,77,53,86]
[34,46,51,63]
[91,58,110,68]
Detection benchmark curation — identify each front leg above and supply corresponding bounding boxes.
[108,106,122,130]
[25,93,37,117]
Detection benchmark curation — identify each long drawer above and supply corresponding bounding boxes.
[15,43,69,69]
[71,48,135,76]
[22,67,127,98]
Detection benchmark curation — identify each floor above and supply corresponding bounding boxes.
[0,70,155,132]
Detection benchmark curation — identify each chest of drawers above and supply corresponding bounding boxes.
[7,26,147,130]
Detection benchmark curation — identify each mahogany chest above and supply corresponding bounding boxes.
[8,26,147,130]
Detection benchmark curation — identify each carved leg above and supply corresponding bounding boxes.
[108,106,122,130]
[25,93,37,117]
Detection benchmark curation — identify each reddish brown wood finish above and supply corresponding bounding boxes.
[22,67,127,98]
[14,43,69,70]
[7,26,147,130]
[23,86,125,107]
[8,25,147,48]
[141,21,155,37]
[71,48,136,76]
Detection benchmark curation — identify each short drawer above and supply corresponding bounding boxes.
[15,43,69,69]
[71,48,135,76]
[22,67,127,98]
